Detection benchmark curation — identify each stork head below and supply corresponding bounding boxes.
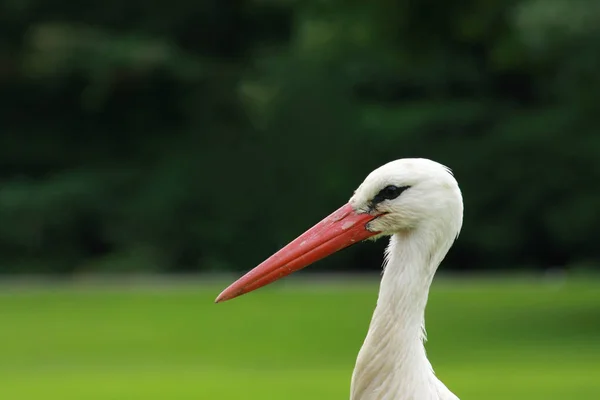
[215,158,463,303]
[350,158,463,239]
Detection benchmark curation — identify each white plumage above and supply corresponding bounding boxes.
[348,159,462,400]
[217,158,464,400]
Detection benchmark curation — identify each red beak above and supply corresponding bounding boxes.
[215,203,380,303]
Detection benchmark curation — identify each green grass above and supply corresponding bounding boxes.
[0,277,599,399]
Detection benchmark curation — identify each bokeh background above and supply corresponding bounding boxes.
[1,1,599,399]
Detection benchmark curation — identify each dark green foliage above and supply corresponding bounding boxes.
[0,0,598,274]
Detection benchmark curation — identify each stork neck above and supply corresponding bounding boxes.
[350,232,458,400]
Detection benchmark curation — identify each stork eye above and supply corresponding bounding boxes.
[372,185,410,204]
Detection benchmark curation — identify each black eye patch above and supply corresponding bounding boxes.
[372,185,410,205]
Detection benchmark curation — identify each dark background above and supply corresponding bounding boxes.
[1,0,599,276]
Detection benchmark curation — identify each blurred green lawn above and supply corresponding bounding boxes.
[0,277,598,399]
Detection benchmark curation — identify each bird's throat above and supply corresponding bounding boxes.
[349,232,457,400]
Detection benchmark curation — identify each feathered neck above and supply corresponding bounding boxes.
[349,231,459,400]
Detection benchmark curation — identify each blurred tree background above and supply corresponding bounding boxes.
[0,0,598,276]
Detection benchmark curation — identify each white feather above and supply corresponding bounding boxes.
[348,158,463,400]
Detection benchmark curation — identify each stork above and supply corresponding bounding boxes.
[216,158,463,400]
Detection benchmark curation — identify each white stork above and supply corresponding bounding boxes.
[216,158,463,400]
